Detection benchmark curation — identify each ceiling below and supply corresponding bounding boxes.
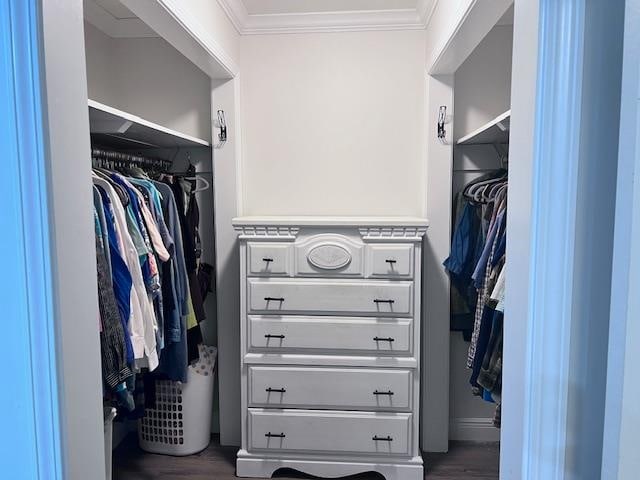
[220,0,436,34]
[241,0,420,15]
[83,0,158,38]
[85,0,437,38]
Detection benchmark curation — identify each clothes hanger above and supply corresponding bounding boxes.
[93,169,131,206]
[465,177,499,202]
[189,176,210,193]
[485,180,507,203]
[464,174,506,205]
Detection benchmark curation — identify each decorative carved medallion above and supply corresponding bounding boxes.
[307,244,352,270]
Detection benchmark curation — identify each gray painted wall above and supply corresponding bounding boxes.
[423,73,454,452]
[84,22,212,143]
[212,77,242,446]
[453,25,513,141]
[42,3,106,479]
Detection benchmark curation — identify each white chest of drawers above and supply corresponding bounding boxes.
[233,217,428,480]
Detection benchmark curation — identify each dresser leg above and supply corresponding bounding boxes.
[236,457,277,478]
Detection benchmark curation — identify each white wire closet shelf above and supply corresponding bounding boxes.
[457,110,511,145]
[88,99,211,149]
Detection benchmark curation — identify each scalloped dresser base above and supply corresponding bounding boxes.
[236,452,424,480]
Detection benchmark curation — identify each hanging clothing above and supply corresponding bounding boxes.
[445,197,482,338]
[94,208,133,389]
[91,157,214,416]
[152,180,191,382]
[478,312,503,398]
[468,196,506,367]
[95,186,135,365]
[166,178,205,364]
[93,174,159,371]
[444,169,507,426]
[170,179,206,321]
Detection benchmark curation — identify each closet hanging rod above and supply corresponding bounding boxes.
[171,171,213,175]
[91,148,172,171]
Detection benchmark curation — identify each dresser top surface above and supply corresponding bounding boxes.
[232,216,430,228]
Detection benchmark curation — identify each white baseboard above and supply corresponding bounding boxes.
[449,417,501,442]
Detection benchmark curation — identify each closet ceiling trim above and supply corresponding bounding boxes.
[216,0,436,35]
[427,0,513,75]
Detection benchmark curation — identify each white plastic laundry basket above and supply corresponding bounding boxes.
[104,407,116,480]
[138,345,217,456]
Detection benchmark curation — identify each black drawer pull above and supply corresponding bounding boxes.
[373,337,395,342]
[265,334,285,339]
[373,299,395,304]
[264,297,285,302]
[373,390,394,396]
[372,435,393,442]
[265,387,286,393]
[265,432,286,438]
[385,259,397,264]
[263,257,274,263]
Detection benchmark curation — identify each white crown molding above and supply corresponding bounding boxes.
[217,0,435,35]
[84,1,158,38]
[419,0,439,27]
[216,0,249,33]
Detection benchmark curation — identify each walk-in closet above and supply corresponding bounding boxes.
[423,2,515,478]
[447,8,513,444]
[13,1,628,480]
[80,1,513,478]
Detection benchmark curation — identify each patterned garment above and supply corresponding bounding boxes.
[95,211,133,389]
[467,200,506,368]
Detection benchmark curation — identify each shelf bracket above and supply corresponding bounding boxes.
[117,120,133,134]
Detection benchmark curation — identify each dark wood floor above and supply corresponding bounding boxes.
[113,435,499,480]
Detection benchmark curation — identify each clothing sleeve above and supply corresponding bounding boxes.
[443,202,478,276]
[137,192,171,262]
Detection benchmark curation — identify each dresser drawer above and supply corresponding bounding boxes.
[247,279,413,317]
[248,409,411,456]
[294,234,364,277]
[247,243,292,276]
[248,366,412,411]
[248,315,412,355]
[367,244,414,278]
